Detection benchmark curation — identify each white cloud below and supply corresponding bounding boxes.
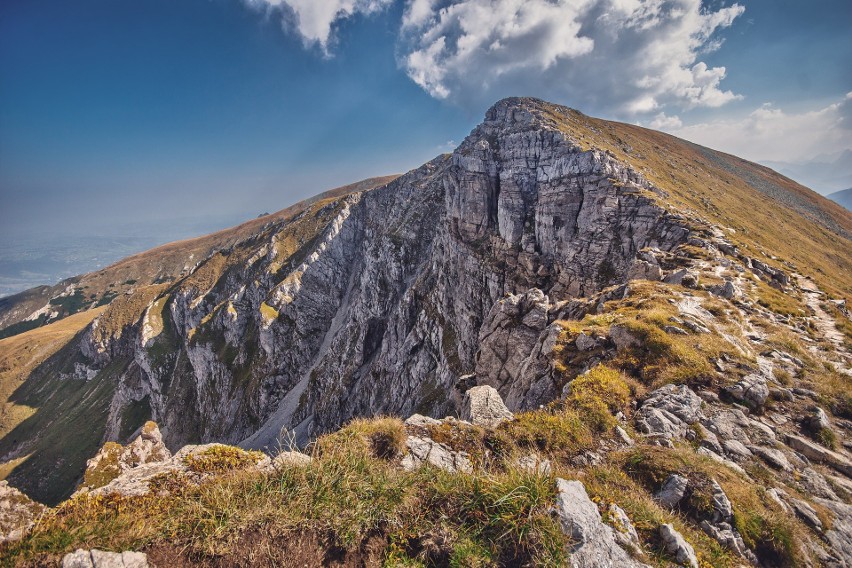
[250,0,392,53]
[399,0,744,115]
[648,112,683,129]
[665,93,852,163]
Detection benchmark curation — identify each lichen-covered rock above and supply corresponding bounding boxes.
[607,503,642,553]
[77,422,171,494]
[554,479,649,567]
[62,549,148,568]
[460,385,514,428]
[0,481,45,543]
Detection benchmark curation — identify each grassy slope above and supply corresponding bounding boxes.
[0,308,107,440]
[0,176,399,336]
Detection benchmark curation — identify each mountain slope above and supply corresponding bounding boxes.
[0,98,850,513]
[0,176,398,339]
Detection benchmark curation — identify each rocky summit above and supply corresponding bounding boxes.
[0,97,851,567]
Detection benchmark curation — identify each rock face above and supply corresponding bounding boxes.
[659,524,699,568]
[0,98,695,502]
[460,385,514,428]
[553,478,649,567]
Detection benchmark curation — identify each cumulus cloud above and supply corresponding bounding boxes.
[399,0,744,115]
[664,93,852,163]
[250,0,392,53]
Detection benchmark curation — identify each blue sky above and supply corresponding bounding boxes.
[1,0,850,245]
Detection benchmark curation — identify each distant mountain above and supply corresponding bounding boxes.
[764,149,852,194]
[828,187,852,210]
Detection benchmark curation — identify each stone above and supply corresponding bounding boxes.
[798,468,839,500]
[814,498,852,567]
[405,414,441,427]
[789,499,823,531]
[400,436,473,474]
[785,434,852,477]
[607,503,642,552]
[574,332,599,351]
[553,479,649,567]
[709,280,740,299]
[635,384,702,443]
[659,524,699,568]
[709,480,733,522]
[752,446,792,471]
[271,451,312,469]
[663,325,689,335]
[721,439,753,460]
[656,474,689,509]
[516,454,552,475]
[62,549,148,568]
[460,385,514,428]
[808,407,831,432]
[724,374,769,409]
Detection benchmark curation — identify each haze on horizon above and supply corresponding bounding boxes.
[1,0,850,296]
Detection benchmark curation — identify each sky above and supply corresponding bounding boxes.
[0,0,851,289]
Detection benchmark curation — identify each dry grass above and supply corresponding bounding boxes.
[0,307,106,440]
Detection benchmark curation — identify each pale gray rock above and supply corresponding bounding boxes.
[786,434,852,477]
[656,474,689,509]
[400,436,473,474]
[790,499,823,531]
[752,446,792,471]
[722,439,753,460]
[607,503,642,552]
[724,374,770,409]
[516,454,552,475]
[553,479,649,568]
[709,480,733,522]
[460,385,514,428]
[814,498,852,567]
[659,524,699,568]
[62,549,148,568]
[635,384,702,443]
[798,468,840,500]
[709,280,740,299]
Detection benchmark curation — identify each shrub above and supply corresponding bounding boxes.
[183,445,265,474]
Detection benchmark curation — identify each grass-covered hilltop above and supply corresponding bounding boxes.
[1,98,851,567]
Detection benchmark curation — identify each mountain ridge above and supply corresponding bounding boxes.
[0,99,849,566]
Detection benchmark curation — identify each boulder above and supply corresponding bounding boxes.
[400,436,473,474]
[553,479,649,567]
[751,446,792,471]
[724,374,769,410]
[655,474,688,509]
[460,385,514,428]
[659,524,699,568]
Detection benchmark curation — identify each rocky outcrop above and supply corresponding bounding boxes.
[554,479,649,567]
[634,384,703,444]
[0,481,44,543]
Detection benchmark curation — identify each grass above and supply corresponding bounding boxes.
[1,426,566,567]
